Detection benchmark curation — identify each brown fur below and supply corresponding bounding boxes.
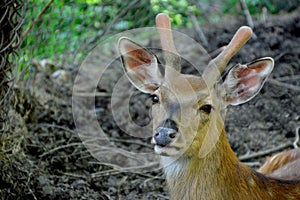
[118,16,300,199]
[163,127,300,200]
[259,148,300,180]
[153,75,300,200]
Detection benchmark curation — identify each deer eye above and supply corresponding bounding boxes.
[199,104,213,114]
[151,95,159,104]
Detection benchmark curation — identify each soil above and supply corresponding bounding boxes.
[1,8,300,199]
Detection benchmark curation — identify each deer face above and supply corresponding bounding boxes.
[118,14,273,158]
[150,73,210,156]
[118,37,273,157]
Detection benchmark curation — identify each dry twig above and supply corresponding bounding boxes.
[239,142,292,161]
[22,0,54,39]
[239,0,254,28]
[143,174,164,187]
[189,12,208,48]
[91,162,159,179]
[261,7,268,23]
[108,138,153,148]
[276,75,300,82]
[243,161,261,167]
[72,92,111,97]
[273,52,287,61]
[293,125,300,148]
[268,78,300,92]
[39,142,83,157]
[239,0,257,39]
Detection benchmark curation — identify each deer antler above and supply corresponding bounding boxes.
[156,13,181,73]
[203,26,253,85]
[208,26,253,72]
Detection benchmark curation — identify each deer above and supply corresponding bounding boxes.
[117,13,300,200]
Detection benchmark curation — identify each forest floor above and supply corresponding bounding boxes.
[1,8,300,199]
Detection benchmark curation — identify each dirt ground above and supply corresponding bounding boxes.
[1,8,300,199]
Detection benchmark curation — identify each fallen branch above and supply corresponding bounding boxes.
[261,7,268,24]
[143,173,165,187]
[39,142,83,157]
[293,125,300,148]
[61,172,87,179]
[276,75,300,82]
[239,142,292,161]
[239,0,257,39]
[26,171,38,200]
[72,92,111,97]
[267,78,300,92]
[243,161,261,167]
[80,137,153,149]
[239,0,254,28]
[108,138,153,148]
[91,162,159,178]
[189,12,208,48]
[274,52,287,61]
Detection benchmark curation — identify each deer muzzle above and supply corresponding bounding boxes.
[154,118,178,147]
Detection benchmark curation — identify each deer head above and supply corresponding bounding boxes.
[118,13,274,159]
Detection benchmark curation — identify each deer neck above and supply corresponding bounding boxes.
[160,129,285,200]
[161,128,238,199]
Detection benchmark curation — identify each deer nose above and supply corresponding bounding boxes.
[154,127,177,147]
[154,119,178,147]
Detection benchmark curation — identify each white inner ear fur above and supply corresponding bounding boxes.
[118,37,138,55]
[223,58,274,106]
[118,37,163,93]
[127,61,162,87]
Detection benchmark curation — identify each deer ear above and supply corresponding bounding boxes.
[222,57,274,106]
[118,37,163,94]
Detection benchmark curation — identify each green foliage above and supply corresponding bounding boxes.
[222,0,239,14]
[151,0,200,27]
[21,0,154,63]
[20,0,154,76]
[245,0,278,14]
[222,0,298,15]
[23,1,104,58]
[19,0,298,78]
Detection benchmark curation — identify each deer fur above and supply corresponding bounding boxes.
[118,13,300,200]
